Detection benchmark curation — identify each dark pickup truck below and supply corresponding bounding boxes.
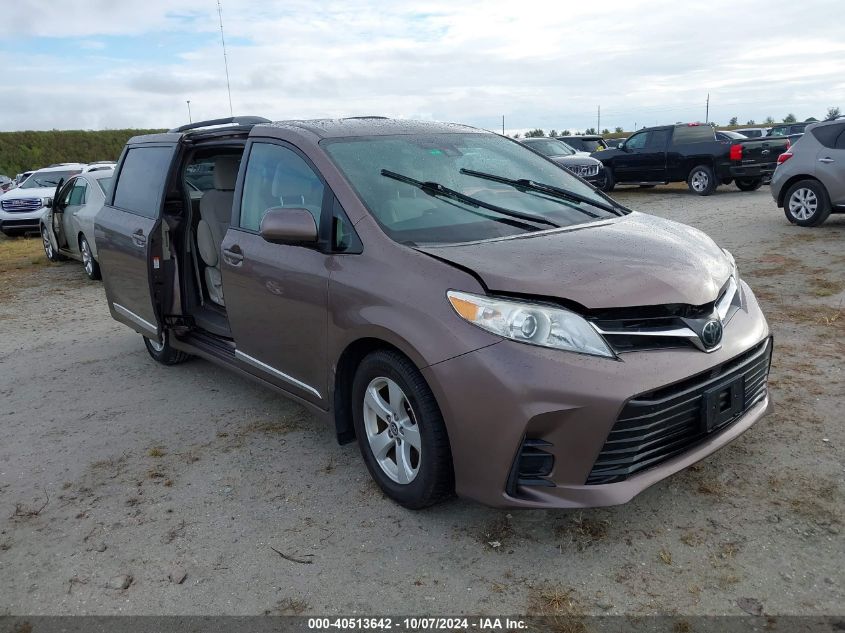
[594,123,790,195]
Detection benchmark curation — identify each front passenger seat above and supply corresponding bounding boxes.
[197,156,239,306]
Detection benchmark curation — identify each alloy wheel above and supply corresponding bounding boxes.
[81,239,93,276]
[145,336,165,352]
[788,188,817,221]
[42,227,54,260]
[691,171,709,192]
[362,376,421,484]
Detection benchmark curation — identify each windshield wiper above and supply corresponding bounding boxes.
[381,169,559,228]
[460,168,626,217]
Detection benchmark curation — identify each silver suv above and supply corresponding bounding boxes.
[771,118,845,226]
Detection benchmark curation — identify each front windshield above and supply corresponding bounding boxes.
[524,139,575,157]
[323,133,622,246]
[20,169,81,189]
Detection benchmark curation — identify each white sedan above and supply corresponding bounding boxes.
[40,169,113,280]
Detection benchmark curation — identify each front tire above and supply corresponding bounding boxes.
[599,168,615,192]
[79,235,101,280]
[351,350,454,509]
[42,225,64,262]
[143,330,191,365]
[783,179,832,227]
[736,177,763,192]
[687,165,716,196]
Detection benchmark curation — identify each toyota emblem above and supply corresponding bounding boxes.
[701,319,723,349]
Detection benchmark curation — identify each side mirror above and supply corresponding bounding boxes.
[259,207,318,245]
[44,197,53,209]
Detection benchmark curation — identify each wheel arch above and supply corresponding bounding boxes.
[777,174,821,207]
[332,336,428,445]
[685,159,716,181]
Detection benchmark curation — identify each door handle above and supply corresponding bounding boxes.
[131,229,146,247]
[818,157,835,164]
[222,246,244,266]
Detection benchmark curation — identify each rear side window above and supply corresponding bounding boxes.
[811,123,845,149]
[647,130,670,149]
[112,146,173,218]
[239,142,325,232]
[69,179,87,205]
[672,125,714,144]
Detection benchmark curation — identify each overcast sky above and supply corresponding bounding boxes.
[1,0,843,133]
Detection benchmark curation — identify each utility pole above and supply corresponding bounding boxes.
[502,115,505,135]
[597,105,601,132]
[705,93,710,124]
[186,100,192,123]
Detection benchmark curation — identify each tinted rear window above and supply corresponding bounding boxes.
[811,122,845,149]
[672,125,714,144]
[112,147,173,218]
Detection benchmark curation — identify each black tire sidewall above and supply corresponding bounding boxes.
[688,165,716,196]
[784,180,832,227]
[143,331,190,365]
[736,177,763,192]
[600,167,615,192]
[351,350,453,509]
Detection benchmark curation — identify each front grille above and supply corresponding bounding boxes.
[564,163,600,178]
[585,338,771,485]
[1,198,42,213]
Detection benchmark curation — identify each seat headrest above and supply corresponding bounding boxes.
[213,156,239,191]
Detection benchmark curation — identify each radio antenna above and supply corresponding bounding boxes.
[216,0,233,116]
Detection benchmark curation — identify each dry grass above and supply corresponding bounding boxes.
[528,586,587,633]
[147,446,166,458]
[0,235,44,273]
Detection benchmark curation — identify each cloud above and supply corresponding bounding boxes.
[1,0,843,132]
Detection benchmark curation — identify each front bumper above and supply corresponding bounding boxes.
[0,208,45,233]
[423,281,771,508]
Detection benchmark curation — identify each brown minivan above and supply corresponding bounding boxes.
[94,116,773,509]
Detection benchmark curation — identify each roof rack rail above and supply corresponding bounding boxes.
[343,116,389,120]
[168,116,271,133]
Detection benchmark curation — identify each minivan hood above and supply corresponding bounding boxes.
[417,212,732,309]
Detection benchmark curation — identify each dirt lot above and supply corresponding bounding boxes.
[0,185,842,617]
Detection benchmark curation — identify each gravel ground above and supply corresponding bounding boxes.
[0,185,842,617]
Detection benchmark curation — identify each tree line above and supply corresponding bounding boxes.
[0,129,165,177]
[517,106,841,139]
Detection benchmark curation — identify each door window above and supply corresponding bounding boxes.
[112,146,173,218]
[69,179,87,206]
[240,143,325,232]
[647,130,670,149]
[625,132,648,150]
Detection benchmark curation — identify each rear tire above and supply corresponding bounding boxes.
[736,177,763,192]
[687,165,716,196]
[599,168,615,192]
[351,349,454,509]
[143,330,191,365]
[79,235,101,280]
[783,179,832,227]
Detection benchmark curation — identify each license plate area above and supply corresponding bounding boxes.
[702,375,745,432]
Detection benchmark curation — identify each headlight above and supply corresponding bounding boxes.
[447,290,615,358]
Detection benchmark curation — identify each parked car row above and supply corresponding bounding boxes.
[0,162,116,238]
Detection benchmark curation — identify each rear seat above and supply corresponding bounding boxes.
[197,156,238,306]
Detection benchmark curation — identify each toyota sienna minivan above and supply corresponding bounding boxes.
[94,116,773,509]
